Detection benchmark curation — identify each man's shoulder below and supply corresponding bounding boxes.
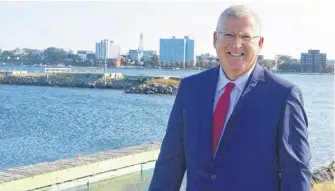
[261,67,305,102]
[263,67,296,90]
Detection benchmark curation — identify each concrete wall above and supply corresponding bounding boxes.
[0,142,160,191]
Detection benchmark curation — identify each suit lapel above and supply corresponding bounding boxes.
[198,65,220,162]
[217,64,266,153]
[230,64,265,120]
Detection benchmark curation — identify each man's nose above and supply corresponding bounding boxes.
[230,37,243,48]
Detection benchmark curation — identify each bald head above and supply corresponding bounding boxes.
[216,5,262,36]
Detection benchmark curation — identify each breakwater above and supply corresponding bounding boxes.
[125,83,178,95]
[0,72,179,95]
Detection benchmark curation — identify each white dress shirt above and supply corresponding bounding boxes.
[213,65,255,156]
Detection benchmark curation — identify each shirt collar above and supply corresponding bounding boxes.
[216,64,255,92]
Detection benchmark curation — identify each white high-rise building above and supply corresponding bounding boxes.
[109,41,121,59]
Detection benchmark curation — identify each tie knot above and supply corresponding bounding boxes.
[225,82,235,92]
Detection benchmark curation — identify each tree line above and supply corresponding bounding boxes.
[0,47,97,67]
[258,55,333,73]
[1,48,333,73]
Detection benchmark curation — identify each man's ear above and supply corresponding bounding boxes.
[213,31,217,49]
[258,37,264,49]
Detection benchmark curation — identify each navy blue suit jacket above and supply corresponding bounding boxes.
[149,64,312,191]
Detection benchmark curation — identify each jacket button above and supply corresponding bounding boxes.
[211,174,216,180]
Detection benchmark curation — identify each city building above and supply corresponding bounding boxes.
[95,39,108,59]
[196,53,218,63]
[109,41,121,59]
[143,50,156,57]
[129,50,156,62]
[77,50,94,60]
[129,49,141,62]
[301,50,327,72]
[95,39,121,60]
[326,59,334,66]
[128,33,149,63]
[159,36,194,66]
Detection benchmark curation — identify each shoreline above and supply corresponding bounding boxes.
[0,64,333,75]
[0,73,179,95]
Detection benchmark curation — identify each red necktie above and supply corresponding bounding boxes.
[212,82,235,153]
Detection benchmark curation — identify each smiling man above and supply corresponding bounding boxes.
[149,5,312,191]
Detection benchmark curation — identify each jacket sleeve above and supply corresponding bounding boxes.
[278,85,312,191]
[148,79,186,191]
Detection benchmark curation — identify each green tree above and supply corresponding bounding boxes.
[155,57,160,67]
[190,60,195,67]
[196,60,202,68]
[275,55,292,63]
[185,61,190,68]
[317,63,323,73]
[2,51,12,58]
[278,63,292,71]
[326,65,334,73]
[275,55,293,69]
[174,61,182,68]
[44,47,67,64]
[278,63,302,72]
[259,59,273,69]
[208,61,218,68]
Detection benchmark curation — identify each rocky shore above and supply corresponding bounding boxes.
[312,161,334,183]
[0,75,119,88]
[312,161,334,190]
[0,74,179,95]
[125,84,178,95]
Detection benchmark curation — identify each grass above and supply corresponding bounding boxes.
[311,161,334,191]
[11,73,45,77]
[312,181,334,191]
[145,78,180,86]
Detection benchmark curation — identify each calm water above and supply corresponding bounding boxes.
[0,66,333,173]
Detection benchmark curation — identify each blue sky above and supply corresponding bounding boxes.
[0,0,333,59]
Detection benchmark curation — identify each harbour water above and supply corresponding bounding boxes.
[0,65,333,174]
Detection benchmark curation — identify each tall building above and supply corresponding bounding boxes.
[109,41,121,59]
[301,50,327,72]
[95,39,120,59]
[127,33,146,63]
[159,36,194,66]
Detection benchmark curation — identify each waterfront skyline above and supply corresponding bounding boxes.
[0,0,333,59]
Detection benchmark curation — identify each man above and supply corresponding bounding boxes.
[149,5,312,191]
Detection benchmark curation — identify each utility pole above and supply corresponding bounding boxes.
[104,50,106,86]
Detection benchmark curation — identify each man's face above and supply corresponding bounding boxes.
[213,16,264,80]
